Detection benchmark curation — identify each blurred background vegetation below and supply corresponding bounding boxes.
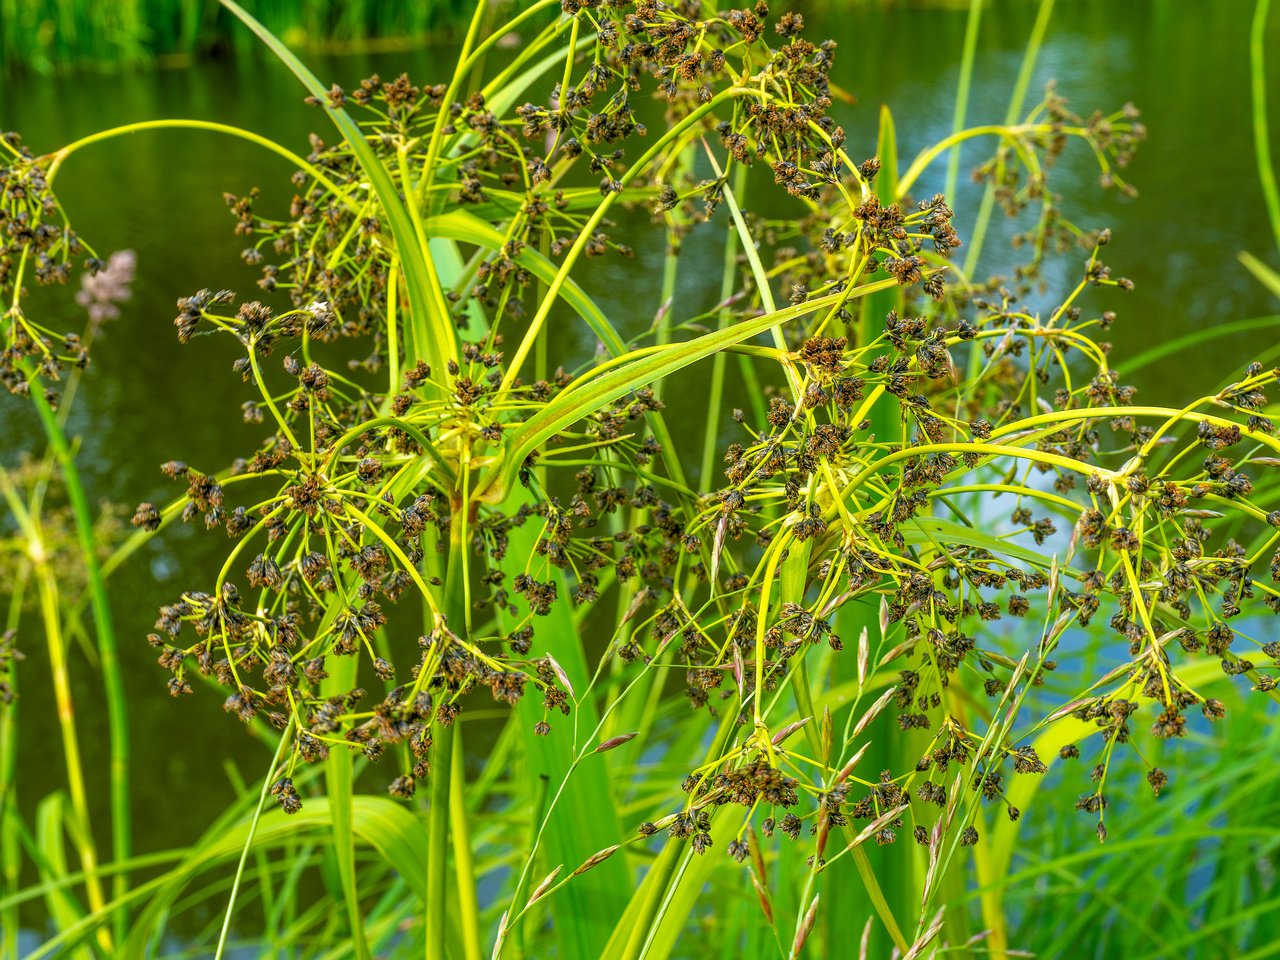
[0,0,478,73]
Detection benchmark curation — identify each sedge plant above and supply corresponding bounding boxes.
[2,2,1280,959]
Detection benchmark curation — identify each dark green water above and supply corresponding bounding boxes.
[1,0,1277,881]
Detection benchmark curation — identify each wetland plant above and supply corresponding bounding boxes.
[2,1,1279,958]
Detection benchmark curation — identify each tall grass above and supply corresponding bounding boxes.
[2,1,1279,959]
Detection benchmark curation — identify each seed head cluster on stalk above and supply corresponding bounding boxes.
[5,0,1279,949]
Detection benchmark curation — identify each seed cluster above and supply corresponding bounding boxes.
[0,132,112,405]
[7,1,1271,930]
[133,2,1273,862]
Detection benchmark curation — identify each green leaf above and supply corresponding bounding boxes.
[120,796,457,959]
[642,816,728,960]
[323,654,370,960]
[877,104,899,206]
[1119,314,1280,375]
[1240,250,1280,300]
[1252,0,1280,259]
[425,210,691,490]
[425,210,628,357]
[35,794,93,960]
[609,704,743,960]
[603,839,684,960]
[481,277,902,501]
[499,506,630,960]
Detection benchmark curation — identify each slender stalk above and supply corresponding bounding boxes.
[386,258,402,407]
[463,0,501,98]
[651,232,680,403]
[37,566,110,953]
[617,702,740,960]
[945,0,984,204]
[963,0,1055,280]
[323,652,371,960]
[0,462,112,953]
[213,719,294,960]
[706,145,802,396]
[46,119,341,195]
[28,384,131,940]
[699,164,746,489]
[428,509,469,960]
[1253,0,1280,259]
[450,729,483,960]
[427,724,453,960]
[417,0,499,204]
[1,565,29,960]
[497,93,740,394]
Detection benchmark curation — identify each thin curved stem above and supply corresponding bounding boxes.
[45,119,344,198]
[213,718,294,960]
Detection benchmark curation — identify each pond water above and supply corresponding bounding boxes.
[1,0,1276,889]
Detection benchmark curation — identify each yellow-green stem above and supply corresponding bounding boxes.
[451,730,483,960]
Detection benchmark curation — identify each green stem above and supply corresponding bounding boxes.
[616,702,740,960]
[946,0,984,203]
[213,719,294,960]
[498,93,741,394]
[450,730,483,960]
[418,0,500,204]
[36,563,110,954]
[1,565,28,960]
[427,724,453,960]
[707,145,801,395]
[323,653,371,960]
[429,510,469,960]
[700,164,747,488]
[27,384,131,943]
[963,0,1054,282]
[617,839,685,960]
[785,536,910,956]
[1253,0,1280,259]
[46,119,342,196]
[652,233,681,402]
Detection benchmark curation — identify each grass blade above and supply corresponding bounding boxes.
[483,275,904,501]
[1253,0,1280,258]
[501,504,630,960]
[24,387,131,941]
[323,656,371,960]
[963,0,1055,279]
[1240,249,1280,299]
[1119,312,1280,373]
[35,794,93,960]
[946,0,984,203]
